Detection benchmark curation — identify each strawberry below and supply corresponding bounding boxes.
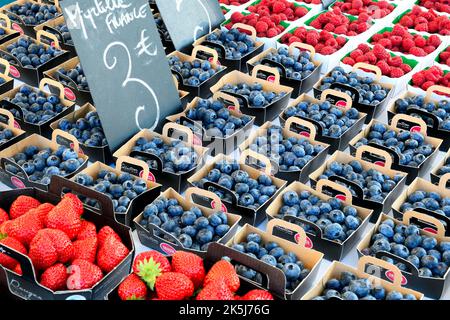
[28,230,58,270]
[241,289,274,300]
[9,195,41,220]
[40,263,68,291]
[46,196,82,240]
[33,203,55,225]
[97,226,121,247]
[43,229,74,263]
[132,251,171,289]
[6,210,43,246]
[0,236,27,270]
[67,259,103,290]
[118,274,148,300]
[72,237,97,263]
[171,251,205,289]
[97,234,129,273]
[77,221,97,241]
[204,260,240,293]
[196,279,234,300]
[0,220,10,235]
[63,193,84,217]
[155,272,194,300]
[0,208,8,225]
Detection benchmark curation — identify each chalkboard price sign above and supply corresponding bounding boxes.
[155,0,225,52]
[60,0,182,152]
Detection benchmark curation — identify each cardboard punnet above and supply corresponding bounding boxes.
[430,149,450,185]
[0,108,25,151]
[0,57,15,96]
[173,75,191,110]
[0,31,70,87]
[302,256,424,300]
[0,176,134,300]
[225,220,324,300]
[187,152,287,226]
[49,103,112,164]
[391,177,450,232]
[349,115,443,185]
[387,85,450,152]
[70,156,162,228]
[0,13,20,45]
[357,211,450,299]
[0,78,75,138]
[266,180,373,261]
[166,91,255,156]
[0,130,88,191]
[113,123,208,193]
[279,91,367,153]
[309,150,408,222]
[239,118,330,184]
[33,15,76,57]
[313,63,395,124]
[193,24,265,73]
[210,68,293,126]
[133,187,241,257]
[247,42,323,99]
[44,56,93,106]
[1,0,63,38]
[168,45,228,98]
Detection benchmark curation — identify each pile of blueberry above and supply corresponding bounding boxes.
[276,190,362,242]
[220,82,287,108]
[204,28,257,60]
[168,56,223,87]
[191,159,279,209]
[2,36,63,68]
[399,190,450,218]
[179,97,253,138]
[254,47,317,81]
[283,99,360,138]
[317,160,404,203]
[435,157,450,177]
[5,144,84,184]
[6,2,59,25]
[57,111,107,147]
[131,136,199,174]
[248,125,324,172]
[155,15,171,43]
[51,23,73,46]
[312,271,417,300]
[231,232,310,292]
[74,169,148,213]
[56,62,89,91]
[354,123,435,167]
[5,85,65,125]
[394,95,450,131]
[0,126,14,146]
[318,67,390,105]
[361,218,450,278]
[140,196,231,251]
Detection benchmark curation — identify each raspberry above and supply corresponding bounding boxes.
[415,23,429,33]
[357,43,370,53]
[334,25,347,34]
[273,1,286,14]
[342,57,356,66]
[392,25,407,37]
[352,0,363,9]
[376,60,391,75]
[350,49,364,60]
[320,46,336,55]
[402,38,415,52]
[412,72,426,86]
[267,28,278,38]
[390,36,402,47]
[295,6,308,18]
[378,38,392,49]
[440,51,450,62]
[255,21,269,33]
[325,38,338,48]
[399,16,414,28]
[336,36,347,46]
[414,36,427,48]
[390,68,405,78]
[388,56,403,67]
[231,12,244,23]
[324,23,335,32]
[355,55,367,63]
[424,46,436,54]
[422,81,435,91]
[401,64,412,73]
[428,35,442,47]
[372,34,383,42]
[410,47,427,57]
[373,44,389,60]
[359,13,370,22]
[365,52,377,64]
[357,23,368,33]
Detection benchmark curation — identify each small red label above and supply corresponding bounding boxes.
[336,100,347,108]
[374,161,385,167]
[227,105,236,111]
[300,131,310,138]
[13,120,21,129]
[335,194,346,201]
[11,23,23,35]
[267,75,276,83]
[64,87,76,101]
[140,170,156,182]
[208,57,221,66]
[9,65,20,78]
[410,126,421,133]
[211,200,228,213]
[423,227,438,234]
[385,270,408,286]
[50,41,56,48]
[70,143,84,155]
[295,233,313,249]
[160,243,177,255]
[11,176,25,189]
[193,135,202,146]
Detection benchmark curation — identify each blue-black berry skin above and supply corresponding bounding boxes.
[203,28,258,60]
[6,2,60,26]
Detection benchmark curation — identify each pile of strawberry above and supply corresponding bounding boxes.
[118,250,274,300]
[0,194,130,292]
[280,27,348,55]
[226,12,287,38]
[220,0,251,6]
[332,0,394,18]
[342,44,412,78]
[309,8,371,36]
[411,65,450,91]
[419,0,450,14]
[370,25,441,57]
[438,47,450,67]
[247,0,309,22]
[398,5,450,36]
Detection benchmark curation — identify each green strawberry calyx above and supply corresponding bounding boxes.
[136,258,162,290]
